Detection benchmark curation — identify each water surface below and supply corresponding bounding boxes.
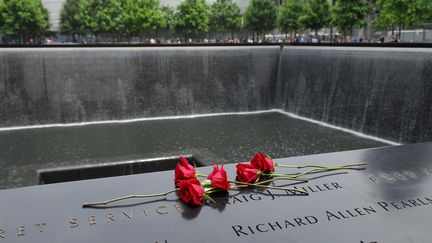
[0,112,386,189]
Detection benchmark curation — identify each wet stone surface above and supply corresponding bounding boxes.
[0,143,431,242]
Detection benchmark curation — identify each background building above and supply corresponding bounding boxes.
[41,0,63,31]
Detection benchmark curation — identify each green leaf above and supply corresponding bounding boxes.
[278,0,305,34]
[209,0,241,33]
[175,0,209,38]
[244,0,277,36]
[0,0,49,42]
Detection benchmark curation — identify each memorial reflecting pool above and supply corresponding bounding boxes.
[0,111,387,189]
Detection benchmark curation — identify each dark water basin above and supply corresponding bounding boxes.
[0,111,387,189]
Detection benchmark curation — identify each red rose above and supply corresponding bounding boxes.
[250,152,274,173]
[236,163,259,183]
[207,165,231,190]
[175,157,196,186]
[178,178,204,206]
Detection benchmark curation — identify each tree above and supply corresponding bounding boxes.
[109,0,145,39]
[161,5,176,34]
[427,1,432,22]
[244,0,277,41]
[98,0,121,36]
[424,1,432,41]
[209,0,242,38]
[93,0,136,42]
[175,0,209,39]
[0,0,49,43]
[331,0,371,39]
[0,1,5,30]
[133,0,166,36]
[278,0,305,39]
[302,0,331,37]
[115,0,166,40]
[108,0,129,41]
[75,0,105,40]
[375,0,427,39]
[74,0,165,42]
[60,0,82,40]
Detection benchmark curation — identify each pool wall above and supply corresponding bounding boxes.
[1,46,431,143]
[277,47,432,143]
[0,47,280,125]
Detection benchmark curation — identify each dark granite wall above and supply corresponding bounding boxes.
[1,46,431,143]
[0,47,280,126]
[276,47,432,143]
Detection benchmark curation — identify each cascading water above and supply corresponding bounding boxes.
[277,47,432,143]
[2,46,431,143]
[0,47,280,126]
[1,45,431,189]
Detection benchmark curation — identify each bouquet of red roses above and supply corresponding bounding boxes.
[83,153,366,207]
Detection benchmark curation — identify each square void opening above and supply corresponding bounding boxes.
[37,155,203,185]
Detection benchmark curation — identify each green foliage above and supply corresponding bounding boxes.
[209,0,241,33]
[426,1,432,22]
[375,0,427,29]
[74,0,165,37]
[97,0,121,34]
[244,0,277,36]
[0,0,49,41]
[60,0,81,35]
[60,1,78,34]
[423,0,432,24]
[108,0,128,35]
[161,5,176,32]
[302,0,331,33]
[278,0,305,35]
[175,0,209,38]
[0,1,5,29]
[125,0,166,35]
[331,0,371,34]
[108,0,142,37]
[75,0,104,35]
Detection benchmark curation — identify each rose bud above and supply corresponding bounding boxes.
[251,152,274,173]
[236,163,259,183]
[175,157,196,186]
[178,178,205,206]
[207,165,231,190]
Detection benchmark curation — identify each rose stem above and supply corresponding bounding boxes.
[82,189,179,208]
[262,173,308,180]
[228,180,308,195]
[257,176,308,184]
[274,162,367,169]
[196,172,208,178]
[291,163,367,178]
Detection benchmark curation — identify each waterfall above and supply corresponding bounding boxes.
[1,46,432,143]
